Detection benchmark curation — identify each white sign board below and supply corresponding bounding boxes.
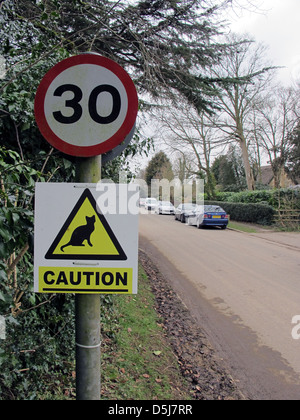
[34,183,139,294]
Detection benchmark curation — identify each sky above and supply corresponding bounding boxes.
[228,0,300,85]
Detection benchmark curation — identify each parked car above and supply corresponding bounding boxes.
[139,198,146,207]
[145,197,158,210]
[174,203,197,223]
[156,201,175,215]
[186,205,229,229]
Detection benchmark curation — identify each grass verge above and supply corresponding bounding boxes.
[228,221,258,233]
[101,264,191,400]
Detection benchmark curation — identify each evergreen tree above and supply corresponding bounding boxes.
[145,151,174,186]
[212,146,246,191]
[1,0,232,113]
[287,123,300,183]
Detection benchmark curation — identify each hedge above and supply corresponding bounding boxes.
[215,189,300,209]
[205,201,275,225]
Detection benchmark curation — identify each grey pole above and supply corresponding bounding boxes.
[75,155,102,400]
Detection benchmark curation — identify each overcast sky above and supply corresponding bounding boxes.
[228,0,300,85]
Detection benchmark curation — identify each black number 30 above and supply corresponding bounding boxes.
[52,84,121,125]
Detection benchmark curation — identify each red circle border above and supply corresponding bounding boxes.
[34,54,138,157]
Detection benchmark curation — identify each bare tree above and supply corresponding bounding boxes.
[209,33,276,190]
[155,100,223,198]
[251,85,300,188]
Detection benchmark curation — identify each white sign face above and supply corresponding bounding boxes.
[34,183,139,294]
[44,64,128,146]
[34,54,138,157]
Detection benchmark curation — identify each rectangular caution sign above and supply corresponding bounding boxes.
[38,267,133,294]
[34,183,139,294]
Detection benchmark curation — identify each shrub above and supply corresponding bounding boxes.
[205,201,275,225]
[0,294,76,400]
[215,190,273,204]
[215,189,300,209]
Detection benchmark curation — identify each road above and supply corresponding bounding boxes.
[139,210,300,400]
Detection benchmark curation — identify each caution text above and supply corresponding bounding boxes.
[39,267,133,294]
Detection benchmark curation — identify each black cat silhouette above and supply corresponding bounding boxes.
[61,215,96,252]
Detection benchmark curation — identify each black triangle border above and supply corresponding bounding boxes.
[45,188,127,260]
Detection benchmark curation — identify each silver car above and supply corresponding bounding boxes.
[174,203,197,223]
[156,201,175,215]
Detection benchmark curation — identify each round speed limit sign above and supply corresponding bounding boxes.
[34,54,138,157]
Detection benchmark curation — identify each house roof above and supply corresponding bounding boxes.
[259,166,274,185]
[258,165,300,186]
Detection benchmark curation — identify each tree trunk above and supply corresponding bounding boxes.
[240,138,255,191]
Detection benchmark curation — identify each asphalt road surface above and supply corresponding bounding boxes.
[139,210,300,400]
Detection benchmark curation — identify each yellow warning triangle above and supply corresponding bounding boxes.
[45,189,127,260]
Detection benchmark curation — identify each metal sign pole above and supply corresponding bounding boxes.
[34,53,138,400]
[75,155,102,400]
